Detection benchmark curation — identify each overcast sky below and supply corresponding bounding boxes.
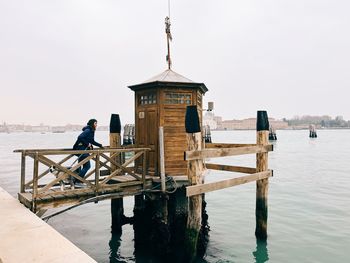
[1,0,349,125]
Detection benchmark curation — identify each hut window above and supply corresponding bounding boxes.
[165,93,191,104]
[139,93,157,105]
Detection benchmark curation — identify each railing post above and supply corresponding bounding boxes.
[95,152,100,193]
[255,110,270,240]
[20,151,26,193]
[32,152,39,212]
[142,150,147,190]
[159,126,166,192]
[185,105,204,262]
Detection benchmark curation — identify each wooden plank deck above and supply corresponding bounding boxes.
[18,175,156,211]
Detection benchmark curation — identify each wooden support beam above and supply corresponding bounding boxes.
[205,143,256,148]
[100,151,143,184]
[206,163,257,174]
[20,151,26,193]
[142,151,147,190]
[17,147,150,156]
[185,144,273,161]
[32,153,39,199]
[37,155,94,193]
[84,152,118,179]
[95,153,100,193]
[25,154,74,188]
[36,209,48,218]
[186,170,272,197]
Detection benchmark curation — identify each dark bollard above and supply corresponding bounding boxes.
[255,111,269,240]
[110,114,124,234]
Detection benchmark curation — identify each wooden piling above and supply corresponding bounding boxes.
[20,151,26,193]
[255,111,269,240]
[185,105,204,262]
[32,152,39,213]
[110,114,124,234]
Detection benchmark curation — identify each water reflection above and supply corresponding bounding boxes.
[252,240,269,263]
[109,233,125,263]
[109,234,121,263]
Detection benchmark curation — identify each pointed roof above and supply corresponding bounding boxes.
[128,69,208,94]
[143,69,193,84]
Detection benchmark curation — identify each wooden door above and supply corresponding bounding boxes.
[136,107,158,175]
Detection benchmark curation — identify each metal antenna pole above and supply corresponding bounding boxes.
[165,16,172,70]
[165,0,172,70]
[168,0,171,19]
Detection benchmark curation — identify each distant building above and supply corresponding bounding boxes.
[31,125,50,133]
[65,124,83,131]
[51,126,65,133]
[219,118,288,130]
[203,112,217,130]
[203,112,289,130]
[0,122,9,133]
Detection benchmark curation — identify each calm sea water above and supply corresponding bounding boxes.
[1,130,349,262]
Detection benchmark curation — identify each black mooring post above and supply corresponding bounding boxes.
[110,114,124,234]
[255,110,269,240]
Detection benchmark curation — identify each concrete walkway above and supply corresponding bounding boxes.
[0,187,96,263]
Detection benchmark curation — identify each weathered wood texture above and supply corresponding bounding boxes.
[163,106,187,175]
[32,153,39,208]
[20,152,26,193]
[16,147,152,212]
[255,130,269,240]
[14,148,150,155]
[110,132,125,233]
[135,89,158,175]
[109,133,121,171]
[186,132,204,262]
[185,145,273,161]
[205,143,256,148]
[186,170,272,197]
[205,163,257,174]
[18,179,154,211]
[134,86,204,176]
[161,88,199,176]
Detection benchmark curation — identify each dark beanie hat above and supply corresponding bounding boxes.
[87,119,97,127]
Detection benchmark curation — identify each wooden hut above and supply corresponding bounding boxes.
[128,69,208,176]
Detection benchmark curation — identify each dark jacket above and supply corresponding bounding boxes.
[73,125,102,150]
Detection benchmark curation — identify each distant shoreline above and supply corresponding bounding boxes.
[1,127,350,135]
[211,127,350,131]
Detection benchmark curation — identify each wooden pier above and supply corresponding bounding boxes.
[12,44,274,261]
[14,147,183,214]
[13,110,273,262]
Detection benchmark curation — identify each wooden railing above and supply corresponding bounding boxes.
[184,143,273,197]
[14,147,150,199]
